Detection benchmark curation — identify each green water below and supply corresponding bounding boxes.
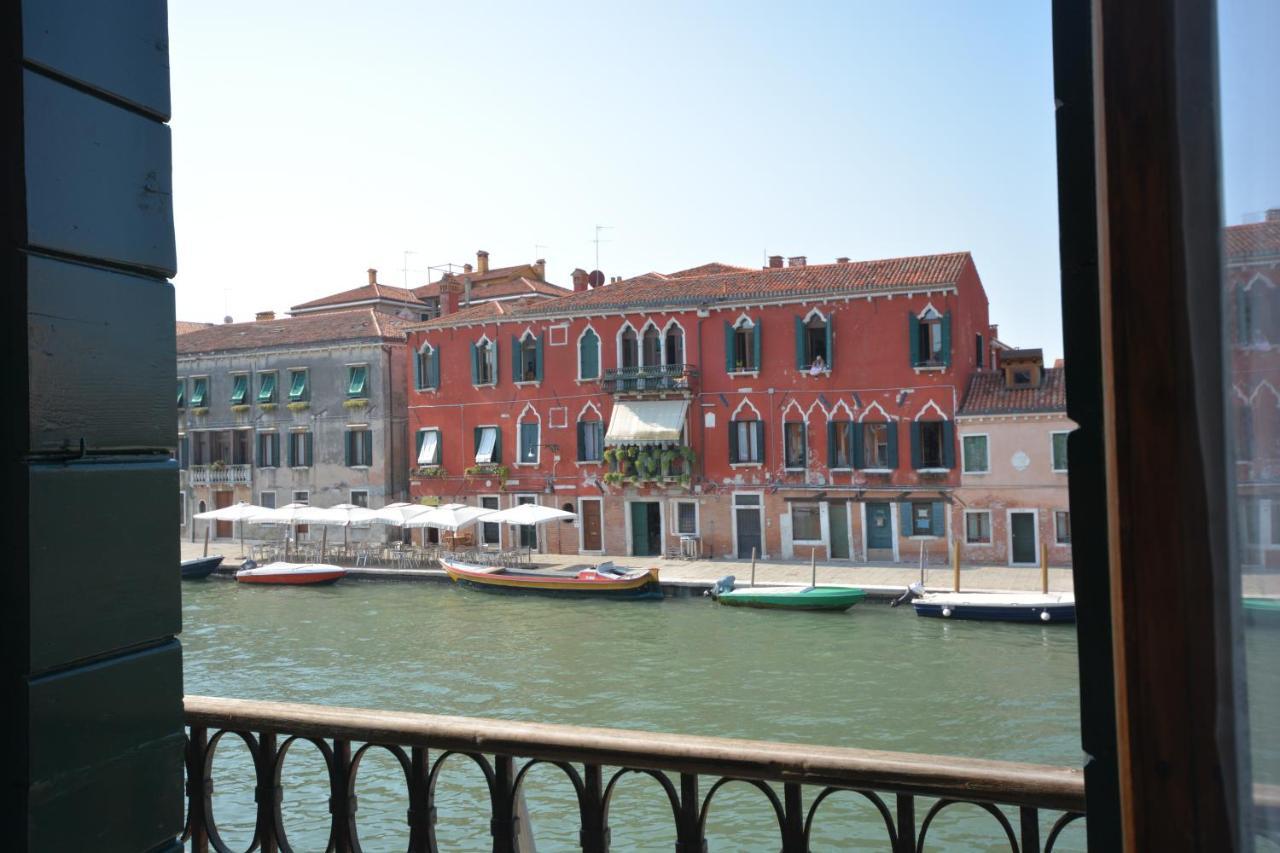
[182,579,1087,851]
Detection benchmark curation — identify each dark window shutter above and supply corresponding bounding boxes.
[536,335,545,381]
[942,311,953,367]
[577,422,586,462]
[826,421,836,467]
[363,430,373,465]
[580,331,598,379]
[416,429,425,460]
[511,336,521,382]
[345,432,353,467]
[473,427,481,459]
[493,427,502,464]
[825,319,834,369]
[887,423,899,469]
[430,346,440,388]
[181,435,190,470]
[728,421,739,463]
[304,432,313,466]
[931,501,945,537]
[910,422,921,469]
[414,348,423,389]
[976,333,984,369]
[908,314,920,366]
[851,423,864,469]
[900,502,913,534]
[492,339,499,383]
[942,420,955,469]
[752,320,761,369]
[724,321,734,373]
[256,434,263,467]
[470,342,479,384]
[754,421,765,463]
[794,316,806,369]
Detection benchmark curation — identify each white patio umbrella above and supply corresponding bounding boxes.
[302,503,381,558]
[192,501,265,556]
[481,504,577,525]
[369,503,435,525]
[245,502,314,560]
[403,505,495,531]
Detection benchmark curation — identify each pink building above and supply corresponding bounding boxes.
[953,350,1073,567]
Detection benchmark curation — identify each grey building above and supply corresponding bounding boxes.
[177,308,412,540]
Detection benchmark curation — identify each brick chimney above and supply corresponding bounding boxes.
[477,250,490,274]
[788,256,807,267]
[255,310,275,322]
[767,255,783,269]
[1267,208,1280,222]
[534,259,546,280]
[367,268,377,285]
[571,268,589,292]
[464,263,473,273]
[439,275,462,316]
[836,257,850,264]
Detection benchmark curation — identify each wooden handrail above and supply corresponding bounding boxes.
[184,694,1085,812]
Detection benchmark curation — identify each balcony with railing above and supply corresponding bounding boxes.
[182,694,1088,852]
[601,364,697,395]
[188,463,253,487]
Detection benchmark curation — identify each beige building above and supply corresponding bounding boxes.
[952,350,1073,567]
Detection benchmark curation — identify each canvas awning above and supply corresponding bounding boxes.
[605,400,690,446]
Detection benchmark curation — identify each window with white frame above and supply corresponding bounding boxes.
[260,491,276,509]
[579,328,600,379]
[474,426,500,464]
[480,495,501,545]
[346,428,373,467]
[620,326,639,369]
[730,419,764,464]
[288,431,312,467]
[784,421,807,469]
[577,419,603,462]
[791,502,822,542]
[731,318,758,371]
[416,428,441,466]
[965,510,992,544]
[675,501,698,535]
[664,324,685,366]
[472,339,496,386]
[962,434,989,473]
[350,490,369,508]
[415,345,438,390]
[1055,510,1071,544]
[1051,431,1069,472]
[642,325,661,367]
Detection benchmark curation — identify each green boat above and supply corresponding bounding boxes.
[710,577,866,612]
[1244,596,1280,627]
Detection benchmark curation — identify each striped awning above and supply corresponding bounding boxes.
[605,400,690,446]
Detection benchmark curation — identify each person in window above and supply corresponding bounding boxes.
[809,354,826,375]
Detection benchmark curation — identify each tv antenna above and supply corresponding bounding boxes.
[401,250,419,287]
[535,243,551,259]
[592,225,613,270]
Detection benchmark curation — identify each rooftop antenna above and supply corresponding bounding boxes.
[592,225,613,271]
[401,250,418,287]
[535,243,551,260]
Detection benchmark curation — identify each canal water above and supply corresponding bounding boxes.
[183,580,1087,851]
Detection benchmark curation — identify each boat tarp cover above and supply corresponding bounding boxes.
[605,400,690,446]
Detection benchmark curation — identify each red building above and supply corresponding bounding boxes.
[406,252,994,561]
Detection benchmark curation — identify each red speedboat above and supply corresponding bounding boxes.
[235,560,346,586]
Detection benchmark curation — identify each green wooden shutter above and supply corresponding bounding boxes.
[304,432,313,466]
[976,333,984,369]
[416,429,425,460]
[180,435,189,470]
[942,311,952,367]
[492,427,502,464]
[577,422,586,462]
[910,422,921,469]
[363,430,373,465]
[724,322,734,373]
[930,501,945,537]
[580,331,598,379]
[825,320,834,369]
[473,427,481,460]
[852,423,864,469]
[728,421,739,463]
[754,421,765,463]
[942,421,955,469]
[511,336,521,382]
[752,320,761,370]
[536,335,545,381]
[470,342,479,384]
[492,339,499,384]
[908,314,920,366]
[256,434,262,467]
[794,316,806,370]
[414,348,423,389]
[345,431,353,466]
[900,502,913,534]
[826,422,836,467]
[429,346,440,388]
[887,423,899,469]
[177,380,185,407]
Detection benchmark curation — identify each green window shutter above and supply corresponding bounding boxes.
[511,336,521,383]
[794,316,806,370]
[288,371,306,400]
[825,320,834,368]
[536,335,545,381]
[754,421,765,463]
[231,374,248,403]
[930,502,945,537]
[473,427,481,458]
[752,320,761,370]
[492,339,500,384]
[728,421,739,463]
[900,502,913,534]
[470,342,479,384]
[887,424,899,469]
[852,423,864,469]
[910,422,921,469]
[416,429,426,459]
[577,422,586,461]
[493,427,503,463]
[942,311,952,367]
[304,432,313,466]
[191,378,206,407]
[942,420,955,468]
[180,435,189,470]
[414,349,423,389]
[826,421,836,467]
[177,380,185,407]
[976,333,984,369]
[258,373,275,402]
[724,322,734,373]
[580,331,599,379]
[429,346,440,388]
[908,314,920,366]
[363,430,373,464]
[348,366,367,396]
[345,432,353,467]
[256,434,262,467]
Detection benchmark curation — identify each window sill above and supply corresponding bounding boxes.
[515,461,540,467]
[514,380,542,388]
[349,465,371,470]
[861,468,894,475]
[912,364,948,373]
[728,370,759,378]
[574,460,602,466]
[414,387,439,394]
[792,539,824,546]
[1052,468,1068,474]
[966,539,992,546]
[730,462,763,468]
[783,466,806,473]
[473,382,497,389]
[798,370,831,378]
[964,469,990,476]
[916,467,951,474]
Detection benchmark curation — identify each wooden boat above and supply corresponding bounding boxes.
[709,576,866,612]
[235,560,346,586]
[441,557,661,600]
[1244,596,1280,627]
[911,592,1076,623]
[181,555,223,579]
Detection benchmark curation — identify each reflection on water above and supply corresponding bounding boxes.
[183,580,1086,850]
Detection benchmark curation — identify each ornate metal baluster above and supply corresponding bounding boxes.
[186,725,210,853]
[1019,806,1041,853]
[331,739,354,853]
[492,755,518,853]
[256,731,280,853]
[579,764,609,853]
[407,746,433,853]
[895,794,916,853]
[675,773,704,853]
[780,783,807,852]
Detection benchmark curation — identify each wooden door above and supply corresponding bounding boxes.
[735,506,762,558]
[829,502,850,559]
[581,500,602,551]
[214,490,232,538]
[1010,512,1036,565]
[866,502,892,549]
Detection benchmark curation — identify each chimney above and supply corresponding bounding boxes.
[1267,208,1280,222]
[439,275,461,316]
[571,268,589,292]
[788,256,807,267]
[367,268,377,285]
[255,310,275,322]
[836,257,850,264]
[534,259,546,280]
[464,263,473,273]
[477,250,490,274]
[768,255,784,269]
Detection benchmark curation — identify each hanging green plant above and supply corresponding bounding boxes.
[602,471,624,486]
[259,402,277,412]
[286,401,309,412]
[603,447,618,468]
[659,448,677,477]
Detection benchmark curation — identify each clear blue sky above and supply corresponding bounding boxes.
[189,1,1280,362]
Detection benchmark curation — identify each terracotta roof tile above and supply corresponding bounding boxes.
[959,368,1066,416]
[666,262,752,278]
[177,309,412,355]
[291,282,423,312]
[176,320,214,335]
[1225,219,1280,262]
[408,298,548,330]
[412,274,567,300]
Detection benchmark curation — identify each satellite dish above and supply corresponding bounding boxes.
[223,315,234,324]
[588,270,605,288]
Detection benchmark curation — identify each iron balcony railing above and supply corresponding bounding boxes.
[189,464,253,486]
[183,694,1087,853]
[601,364,697,394]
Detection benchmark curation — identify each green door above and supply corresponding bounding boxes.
[829,502,850,559]
[631,502,652,556]
[866,502,892,549]
[1011,511,1037,564]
